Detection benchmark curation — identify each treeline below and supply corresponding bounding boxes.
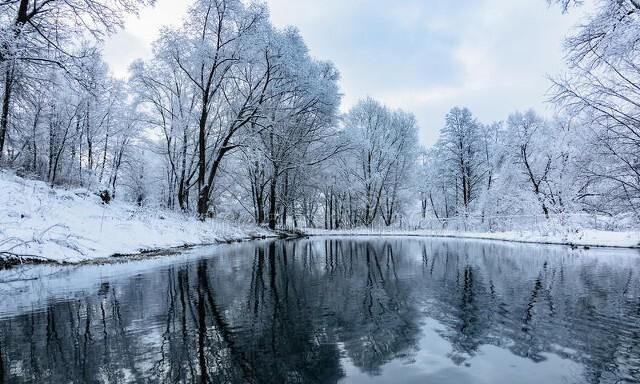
[0,0,638,229]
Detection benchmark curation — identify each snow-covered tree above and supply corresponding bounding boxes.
[434,107,485,214]
[339,98,418,227]
[0,0,154,162]
[246,28,341,229]
[550,0,640,219]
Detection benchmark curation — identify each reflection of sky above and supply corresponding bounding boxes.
[339,318,583,384]
[103,0,590,145]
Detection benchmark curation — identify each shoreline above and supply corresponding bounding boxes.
[3,228,638,269]
[298,230,640,250]
[1,233,280,269]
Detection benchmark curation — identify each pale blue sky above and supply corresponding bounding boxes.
[103,0,589,145]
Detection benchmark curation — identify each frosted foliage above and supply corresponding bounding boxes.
[549,0,640,218]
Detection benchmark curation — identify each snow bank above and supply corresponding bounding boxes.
[1,170,637,267]
[302,228,640,248]
[0,171,274,264]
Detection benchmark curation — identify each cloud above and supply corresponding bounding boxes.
[371,0,588,143]
[103,0,190,78]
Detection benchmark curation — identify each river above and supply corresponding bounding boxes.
[0,237,639,383]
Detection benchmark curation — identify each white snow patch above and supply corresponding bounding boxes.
[302,228,640,249]
[0,171,274,264]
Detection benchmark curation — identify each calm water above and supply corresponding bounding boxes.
[0,237,639,383]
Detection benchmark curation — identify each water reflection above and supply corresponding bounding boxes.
[0,238,639,383]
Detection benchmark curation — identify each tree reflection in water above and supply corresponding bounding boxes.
[0,238,639,383]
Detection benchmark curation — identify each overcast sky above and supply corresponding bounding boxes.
[103,0,589,145]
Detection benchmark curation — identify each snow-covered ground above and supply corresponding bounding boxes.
[302,228,640,248]
[1,171,638,267]
[0,171,274,265]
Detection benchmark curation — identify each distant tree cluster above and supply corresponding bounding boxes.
[421,108,580,221]
[0,0,637,228]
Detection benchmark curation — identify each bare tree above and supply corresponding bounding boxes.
[0,0,154,161]
[550,0,640,218]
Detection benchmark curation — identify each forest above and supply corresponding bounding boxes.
[0,0,638,232]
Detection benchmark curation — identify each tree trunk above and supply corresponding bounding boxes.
[328,187,334,230]
[0,69,13,163]
[257,195,265,224]
[197,185,210,219]
[178,128,188,211]
[99,119,110,183]
[281,171,289,227]
[268,168,278,230]
[86,130,93,171]
[31,105,41,172]
[334,192,340,229]
[324,191,328,229]
[110,140,126,199]
[429,192,440,219]
[196,100,208,219]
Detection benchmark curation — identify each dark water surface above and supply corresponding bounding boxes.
[0,237,639,383]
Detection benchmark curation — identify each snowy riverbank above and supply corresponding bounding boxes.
[1,171,637,267]
[302,228,640,249]
[0,171,274,265]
